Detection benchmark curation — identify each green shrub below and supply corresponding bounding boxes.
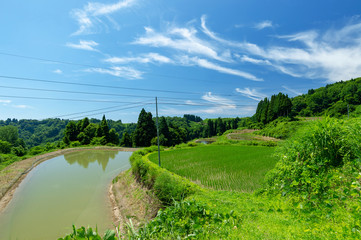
[131,199,240,239]
[70,141,81,147]
[130,147,199,205]
[264,118,361,207]
[29,146,45,155]
[0,140,12,154]
[58,225,118,240]
[11,146,26,156]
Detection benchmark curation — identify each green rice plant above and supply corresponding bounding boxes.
[148,145,277,192]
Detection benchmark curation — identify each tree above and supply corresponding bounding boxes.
[133,109,156,147]
[216,117,226,135]
[159,117,170,146]
[63,121,78,144]
[207,119,214,137]
[0,125,19,145]
[108,128,119,145]
[120,132,132,147]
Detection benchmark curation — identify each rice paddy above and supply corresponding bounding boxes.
[149,145,277,192]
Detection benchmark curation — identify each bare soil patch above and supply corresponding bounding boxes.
[227,129,280,142]
[109,169,161,233]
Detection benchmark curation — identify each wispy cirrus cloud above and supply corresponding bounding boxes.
[202,92,236,109]
[133,20,262,81]
[66,40,99,51]
[254,20,273,30]
[235,88,267,101]
[282,85,302,96]
[105,53,173,64]
[180,56,262,81]
[71,0,137,35]
[134,26,230,62]
[201,16,361,82]
[85,66,143,79]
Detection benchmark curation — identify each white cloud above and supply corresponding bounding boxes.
[85,66,143,79]
[239,55,271,65]
[181,56,262,81]
[71,0,136,35]
[258,23,361,82]
[254,20,273,30]
[0,99,11,105]
[105,53,172,64]
[235,88,267,101]
[134,26,230,62]
[201,16,361,82]
[202,92,236,109]
[13,105,31,109]
[53,69,63,74]
[282,85,302,96]
[66,40,99,51]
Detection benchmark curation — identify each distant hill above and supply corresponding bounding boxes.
[291,77,361,117]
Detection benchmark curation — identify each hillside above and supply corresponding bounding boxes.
[291,77,361,117]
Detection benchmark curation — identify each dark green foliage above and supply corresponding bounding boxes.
[0,125,19,145]
[0,140,12,154]
[292,77,361,117]
[63,121,78,143]
[264,118,361,207]
[183,114,202,122]
[63,116,119,146]
[133,109,156,147]
[131,200,240,239]
[158,117,170,146]
[11,146,26,156]
[120,132,132,147]
[255,92,292,124]
[58,225,118,240]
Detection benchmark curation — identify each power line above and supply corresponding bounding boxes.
[0,75,202,95]
[0,94,148,104]
[0,84,243,102]
[53,101,152,118]
[68,103,153,120]
[0,94,252,108]
[0,51,242,86]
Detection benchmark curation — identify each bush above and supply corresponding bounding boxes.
[130,147,199,205]
[264,118,361,207]
[29,146,45,155]
[132,200,240,239]
[11,146,26,156]
[0,140,12,154]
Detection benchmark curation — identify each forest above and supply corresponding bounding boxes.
[1,77,361,170]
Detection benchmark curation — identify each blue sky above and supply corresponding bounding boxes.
[1,0,361,122]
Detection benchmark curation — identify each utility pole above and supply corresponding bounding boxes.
[156,97,161,166]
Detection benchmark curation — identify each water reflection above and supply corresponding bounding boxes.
[64,150,117,171]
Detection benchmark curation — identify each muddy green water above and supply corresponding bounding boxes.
[0,150,132,240]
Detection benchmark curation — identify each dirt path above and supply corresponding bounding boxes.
[0,146,138,213]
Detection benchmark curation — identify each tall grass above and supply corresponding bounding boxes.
[149,145,277,192]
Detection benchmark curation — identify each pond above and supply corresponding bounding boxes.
[0,150,132,240]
